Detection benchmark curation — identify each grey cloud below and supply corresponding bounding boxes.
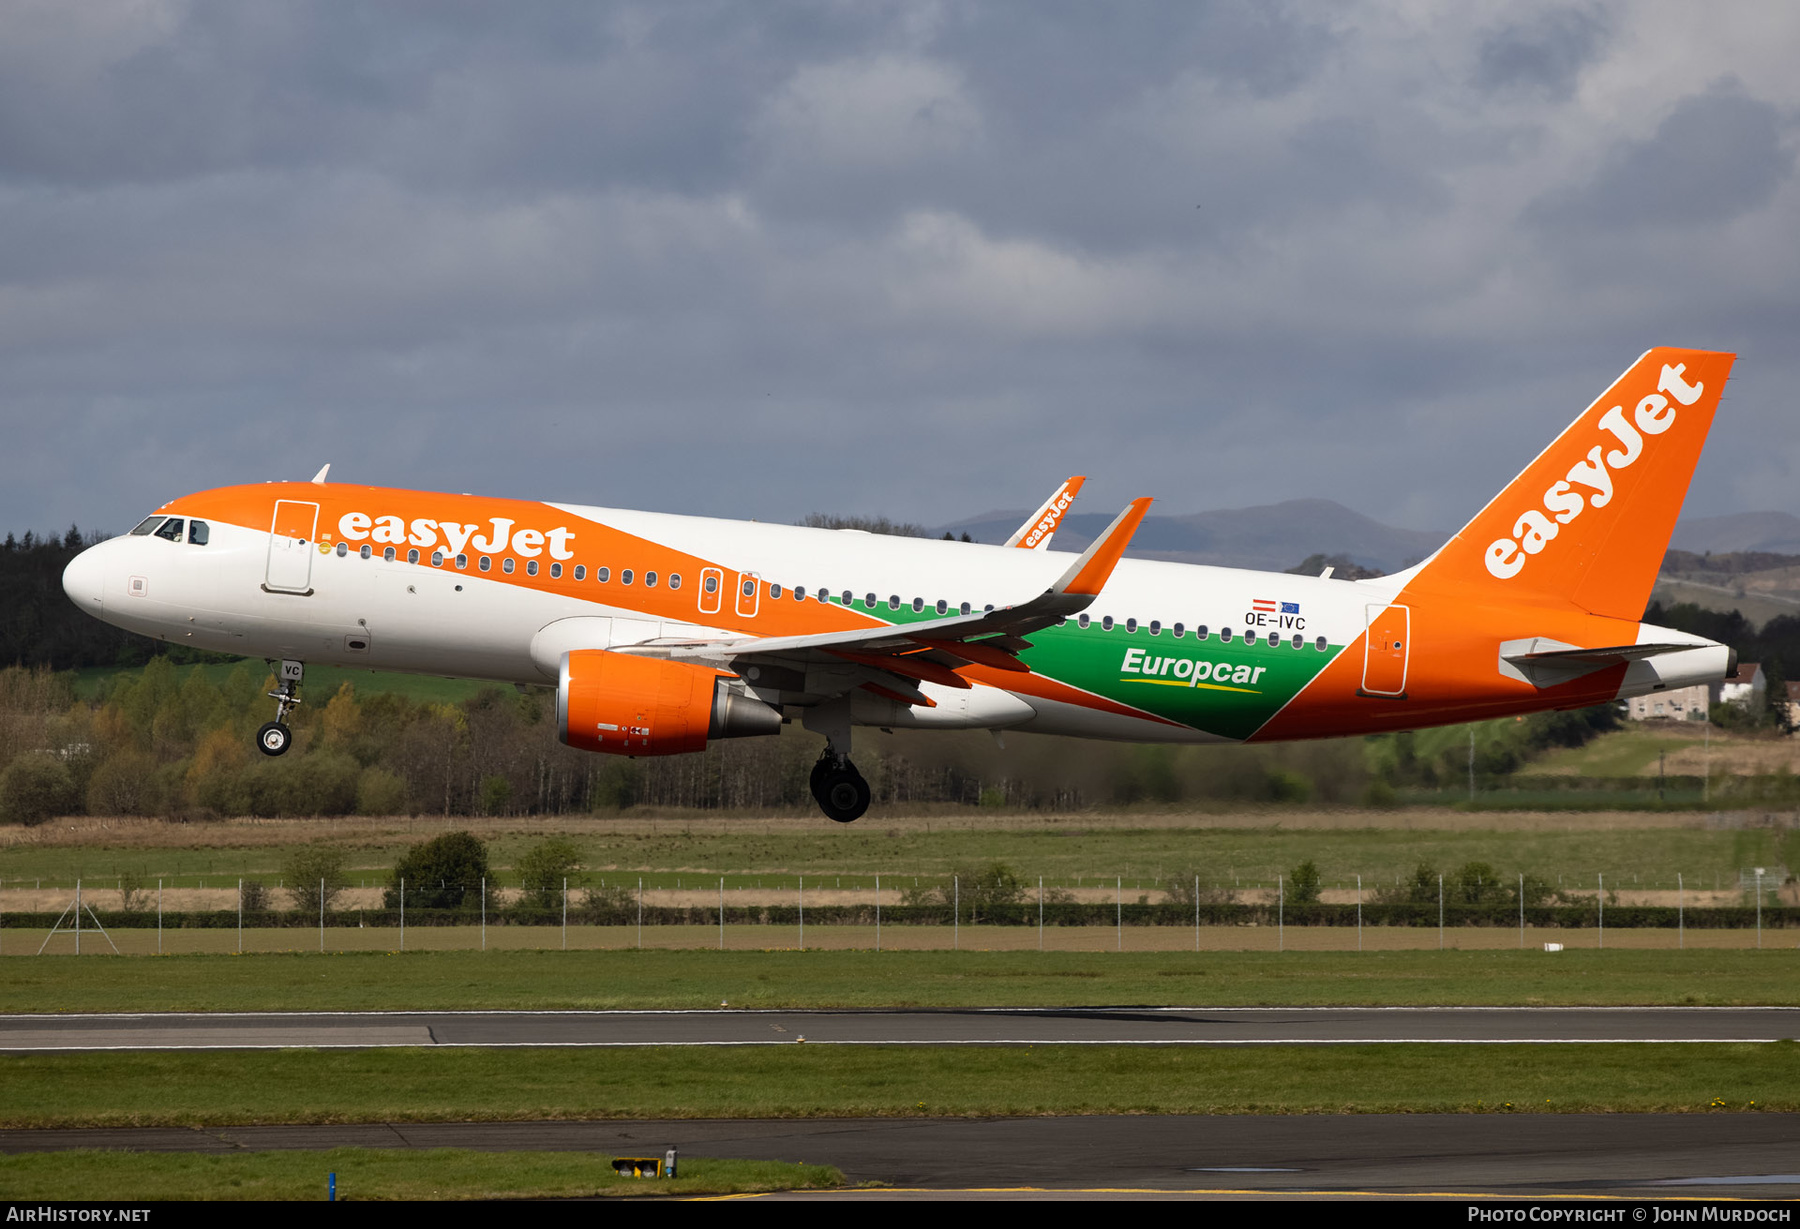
[1532,83,1794,230]
[1473,6,1610,98]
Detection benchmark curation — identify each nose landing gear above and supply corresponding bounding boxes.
[810,751,870,824]
[257,659,305,758]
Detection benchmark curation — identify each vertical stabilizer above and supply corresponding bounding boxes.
[1414,347,1734,620]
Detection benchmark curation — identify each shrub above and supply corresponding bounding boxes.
[383,831,489,910]
[0,754,77,825]
[240,880,270,911]
[284,846,349,913]
[516,838,583,909]
[1287,859,1322,904]
[355,767,407,816]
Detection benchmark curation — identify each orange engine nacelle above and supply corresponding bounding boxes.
[556,649,781,756]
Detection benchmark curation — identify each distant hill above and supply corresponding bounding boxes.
[938,498,1445,574]
[1671,512,1800,556]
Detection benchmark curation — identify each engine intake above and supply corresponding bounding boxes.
[556,649,781,756]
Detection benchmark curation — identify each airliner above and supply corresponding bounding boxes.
[61,348,1736,822]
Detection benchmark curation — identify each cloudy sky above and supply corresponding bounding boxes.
[5,1,1797,541]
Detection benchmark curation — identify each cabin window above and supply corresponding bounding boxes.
[961,602,972,616]
[548,562,559,578]
[770,583,782,599]
[909,597,921,612]
[383,546,396,562]
[1315,635,1328,651]
[1195,625,1208,640]
[454,554,467,569]
[154,518,184,542]
[669,573,681,590]
[703,574,716,593]
[647,571,659,587]
[1101,616,1114,631]
[794,586,807,600]
[936,599,947,615]
[597,567,610,582]
[1125,618,1138,633]
[1245,629,1257,643]
[408,549,420,564]
[431,550,444,566]
[360,544,372,560]
[743,579,755,597]
[1291,633,1302,648]
[865,593,877,608]
[527,560,539,576]
[478,556,491,572]
[1172,622,1185,638]
[1148,620,1161,636]
[335,542,348,557]
[574,565,586,581]
[841,590,853,605]
[187,521,210,546]
[1220,627,1233,642]
[500,557,513,574]
[622,569,634,585]
[1078,614,1090,628]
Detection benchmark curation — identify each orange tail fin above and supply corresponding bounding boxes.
[1414,347,1735,620]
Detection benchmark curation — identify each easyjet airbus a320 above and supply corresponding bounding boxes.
[63,349,1737,822]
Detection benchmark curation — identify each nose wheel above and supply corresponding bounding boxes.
[257,659,305,758]
[810,753,870,823]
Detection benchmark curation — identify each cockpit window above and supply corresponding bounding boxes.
[130,517,162,536]
[187,520,210,546]
[153,517,184,542]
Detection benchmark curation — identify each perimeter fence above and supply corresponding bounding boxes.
[5,869,1797,955]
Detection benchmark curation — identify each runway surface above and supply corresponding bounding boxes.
[5,1115,1799,1198]
[2,1006,1798,1049]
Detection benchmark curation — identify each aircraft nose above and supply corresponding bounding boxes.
[62,544,107,613]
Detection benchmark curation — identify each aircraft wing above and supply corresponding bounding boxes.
[646,498,1152,699]
[1003,475,1086,549]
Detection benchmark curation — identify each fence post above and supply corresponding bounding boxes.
[157,879,162,956]
[876,874,881,952]
[1518,873,1524,948]
[799,875,804,951]
[1040,876,1045,952]
[1437,875,1443,950]
[953,875,958,951]
[1678,872,1684,949]
[562,877,568,951]
[238,878,243,954]
[1194,875,1200,953]
[1116,875,1121,952]
[1756,869,1763,949]
[1357,873,1363,952]
[1277,875,1283,952]
[1598,873,1604,950]
[400,877,405,951]
[481,877,487,952]
[637,877,643,950]
[318,878,324,952]
[75,879,80,955]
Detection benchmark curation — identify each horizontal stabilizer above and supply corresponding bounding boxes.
[1498,637,1721,690]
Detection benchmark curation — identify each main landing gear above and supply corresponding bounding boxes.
[810,751,870,824]
[257,659,305,757]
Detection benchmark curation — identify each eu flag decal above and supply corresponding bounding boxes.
[1280,601,1301,615]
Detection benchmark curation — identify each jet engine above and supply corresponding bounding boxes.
[556,649,781,756]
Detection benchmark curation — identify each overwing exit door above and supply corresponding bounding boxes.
[265,500,318,594]
[1360,603,1410,697]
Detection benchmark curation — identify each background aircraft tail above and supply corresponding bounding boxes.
[1413,347,1735,621]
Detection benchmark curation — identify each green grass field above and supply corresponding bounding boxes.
[5,822,1788,895]
[4,949,1795,1013]
[0,1148,843,1200]
[1,1044,1792,1129]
